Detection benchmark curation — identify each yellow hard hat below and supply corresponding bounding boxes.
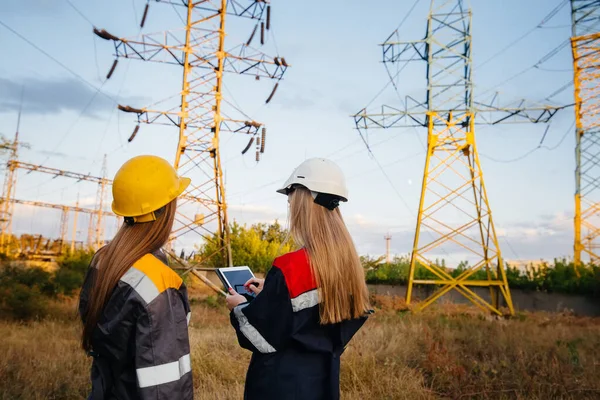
[111,155,190,223]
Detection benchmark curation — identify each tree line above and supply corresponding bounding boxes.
[1,223,598,320]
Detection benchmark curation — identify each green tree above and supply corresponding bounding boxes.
[196,221,295,273]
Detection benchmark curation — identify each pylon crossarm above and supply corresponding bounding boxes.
[107,34,287,79]
[121,106,263,134]
[158,0,268,20]
[9,161,110,185]
[354,102,565,129]
[2,198,113,217]
[153,0,268,20]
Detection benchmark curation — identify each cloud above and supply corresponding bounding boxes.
[33,149,89,161]
[0,77,146,117]
[270,89,321,110]
[3,1,64,15]
[228,203,287,224]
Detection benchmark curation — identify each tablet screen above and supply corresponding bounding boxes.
[218,267,255,295]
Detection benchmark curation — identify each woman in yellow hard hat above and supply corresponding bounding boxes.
[78,155,194,400]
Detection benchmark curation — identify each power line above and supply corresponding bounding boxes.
[0,19,114,104]
[501,236,521,259]
[478,38,571,98]
[476,0,568,69]
[361,0,422,109]
[391,0,422,34]
[545,79,574,100]
[347,150,424,181]
[131,0,140,23]
[40,79,109,166]
[480,120,574,163]
[65,0,95,26]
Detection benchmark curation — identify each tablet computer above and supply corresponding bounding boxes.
[216,266,256,298]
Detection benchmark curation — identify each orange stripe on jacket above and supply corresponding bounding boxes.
[133,254,182,293]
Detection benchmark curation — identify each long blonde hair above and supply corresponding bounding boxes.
[289,187,370,324]
[80,199,177,351]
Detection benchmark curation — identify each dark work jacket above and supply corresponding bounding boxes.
[79,250,193,400]
[230,249,369,400]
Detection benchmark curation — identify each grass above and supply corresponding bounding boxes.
[0,295,599,399]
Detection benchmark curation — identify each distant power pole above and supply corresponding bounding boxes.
[384,233,392,263]
[94,155,108,250]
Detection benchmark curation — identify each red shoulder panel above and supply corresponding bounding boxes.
[273,248,316,298]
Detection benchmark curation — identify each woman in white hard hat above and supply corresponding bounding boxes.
[226,158,371,400]
[78,155,194,400]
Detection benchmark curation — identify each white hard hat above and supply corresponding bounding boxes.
[277,158,348,202]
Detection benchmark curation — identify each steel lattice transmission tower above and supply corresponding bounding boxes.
[354,0,564,315]
[95,0,288,266]
[571,0,600,267]
[0,123,19,254]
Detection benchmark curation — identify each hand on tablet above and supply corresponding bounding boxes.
[225,288,247,311]
[244,278,265,295]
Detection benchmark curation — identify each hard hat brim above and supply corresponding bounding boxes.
[178,176,191,196]
[112,175,191,217]
[276,182,348,202]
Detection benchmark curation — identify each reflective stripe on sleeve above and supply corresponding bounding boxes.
[120,267,160,304]
[290,289,320,312]
[233,304,276,354]
[186,312,191,326]
[136,353,191,388]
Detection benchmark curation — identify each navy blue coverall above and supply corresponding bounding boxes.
[230,248,368,400]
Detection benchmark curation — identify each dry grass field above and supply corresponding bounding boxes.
[0,295,599,400]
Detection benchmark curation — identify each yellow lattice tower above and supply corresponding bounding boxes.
[571,0,600,268]
[354,0,563,315]
[94,1,287,266]
[406,112,513,314]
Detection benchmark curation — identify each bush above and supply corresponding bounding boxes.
[364,257,600,298]
[54,251,93,295]
[1,283,48,320]
[0,267,53,320]
[196,221,295,273]
[0,250,93,320]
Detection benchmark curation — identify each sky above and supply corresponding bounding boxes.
[0,0,580,264]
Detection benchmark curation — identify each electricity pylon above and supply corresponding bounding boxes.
[354,0,565,315]
[94,0,288,266]
[571,0,600,268]
[0,105,21,254]
[0,132,114,254]
[1,197,115,256]
[93,155,108,250]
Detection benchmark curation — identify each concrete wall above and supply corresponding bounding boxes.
[368,284,600,317]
